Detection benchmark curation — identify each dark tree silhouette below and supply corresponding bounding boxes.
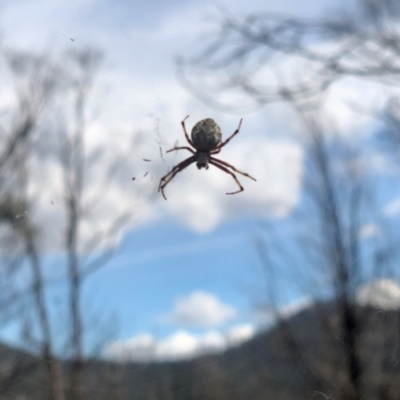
[179,1,400,399]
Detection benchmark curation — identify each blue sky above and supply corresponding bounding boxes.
[84,218,261,334]
[2,0,400,362]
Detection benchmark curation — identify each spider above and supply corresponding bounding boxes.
[158,116,256,200]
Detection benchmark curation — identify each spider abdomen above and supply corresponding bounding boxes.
[191,118,222,151]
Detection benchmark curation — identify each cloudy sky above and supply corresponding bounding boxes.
[2,0,400,362]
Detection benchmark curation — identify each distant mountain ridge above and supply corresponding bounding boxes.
[0,301,399,399]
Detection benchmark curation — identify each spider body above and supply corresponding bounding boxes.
[158,115,256,200]
[195,150,211,169]
[191,118,222,151]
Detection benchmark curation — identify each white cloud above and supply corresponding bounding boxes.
[253,297,314,326]
[321,78,383,138]
[105,333,156,363]
[357,279,400,310]
[226,324,255,346]
[0,1,307,250]
[156,331,225,360]
[359,223,381,239]
[104,324,256,362]
[162,291,236,327]
[163,136,304,232]
[278,297,314,318]
[23,121,158,254]
[384,197,400,217]
[4,0,387,251]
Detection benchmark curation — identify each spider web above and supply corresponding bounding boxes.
[1,2,400,396]
[0,91,399,400]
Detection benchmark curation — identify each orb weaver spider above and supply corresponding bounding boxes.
[158,116,256,200]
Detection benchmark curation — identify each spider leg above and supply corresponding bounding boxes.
[158,163,186,192]
[166,146,195,154]
[213,118,243,151]
[159,157,191,192]
[181,115,195,147]
[209,160,244,195]
[210,157,256,181]
[159,156,196,200]
[159,154,195,181]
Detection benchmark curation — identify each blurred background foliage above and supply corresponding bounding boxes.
[1,0,400,399]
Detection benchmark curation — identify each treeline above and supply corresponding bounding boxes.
[0,302,399,399]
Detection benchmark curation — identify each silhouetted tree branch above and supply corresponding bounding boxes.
[179,2,400,399]
[179,0,400,114]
